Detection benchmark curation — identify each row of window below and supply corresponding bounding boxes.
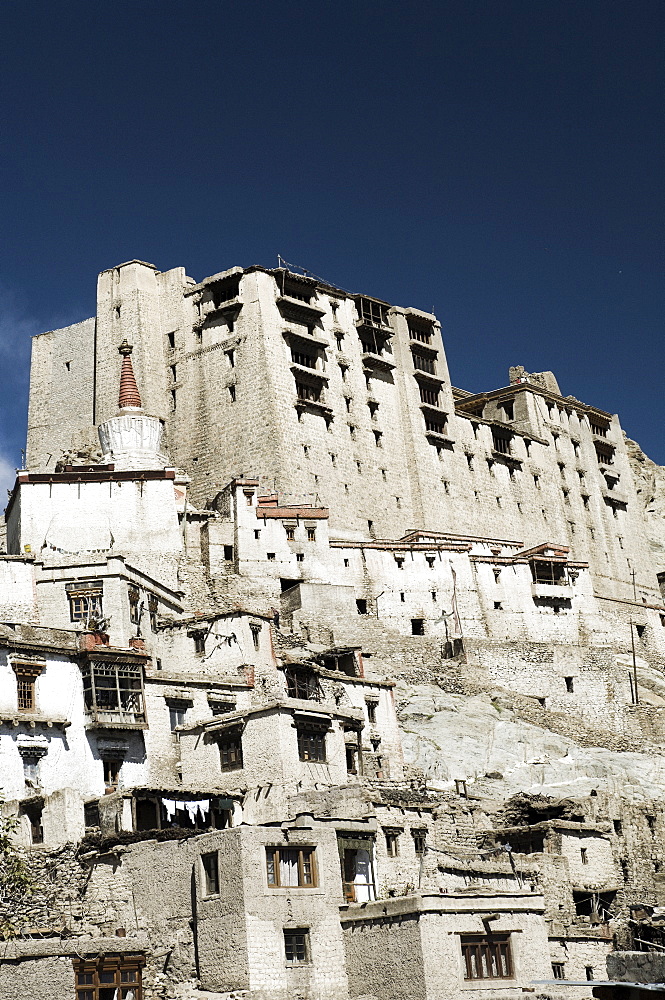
[67,582,161,631]
[200,827,426,904]
[217,722,361,771]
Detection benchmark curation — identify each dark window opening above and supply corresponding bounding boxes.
[282,276,314,303]
[284,928,311,965]
[210,700,235,716]
[148,595,158,631]
[573,890,616,921]
[614,820,623,835]
[318,650,359,676]
[291,349,317,369]
[501,400,514,421]
[219,732,243,770]
[295,381,321,403]
[84,801,100,829]
[285,667,320,701]
[366,700,377,723]
[297,726,326,762]
[103,759,121,793]
[201,851,220,895]
[250,624,261,650]
[461,935,512,980]
[501,832,545,854]
[531,560,567,585]
[192,632,206,654]
[385,830,400,856]
[412,829,427,855]
[492,430,512,455]
[128,585,140,626]
[565,676,574,693]
[356,599,368,615]
[210,275,241,307]
[407,320,433,343]
[412,351,436,374]
[586,967,595,981]
[20,799,44,844]
[167,331,175,349]
[425,416,447,435]
[419,384,440,406]
[346,744,359,774]
[552,963,566,980]
[228,384,236,402]
[411,618,424,636]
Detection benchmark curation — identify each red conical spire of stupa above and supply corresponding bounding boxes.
[118,340,142,410]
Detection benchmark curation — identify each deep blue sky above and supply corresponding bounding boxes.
[1,0,663,485]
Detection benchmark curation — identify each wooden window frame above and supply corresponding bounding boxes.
[219,731,243,771]
[297,726,326,762]
[74,954,145,1000]
[460,934,513,981]
[12,660,45,713]
[385,829,400,857]
[266,847,317,888]
[283,927,311,965]
[201,851,220,896]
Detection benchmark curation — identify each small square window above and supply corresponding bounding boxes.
[307,527,316,542]
[296,553,304,562]
[297,727,326,762]
[267,552,276,561]
[284,927,310,965]
[552,963,566,980]
[411,618,424,636]
[285,526,295,541]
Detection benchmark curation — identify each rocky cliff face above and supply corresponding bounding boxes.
[626,435,665,579]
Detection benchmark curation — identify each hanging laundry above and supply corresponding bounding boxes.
[161,798,177,822]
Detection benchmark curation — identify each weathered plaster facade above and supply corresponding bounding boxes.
[3,259,665,999]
